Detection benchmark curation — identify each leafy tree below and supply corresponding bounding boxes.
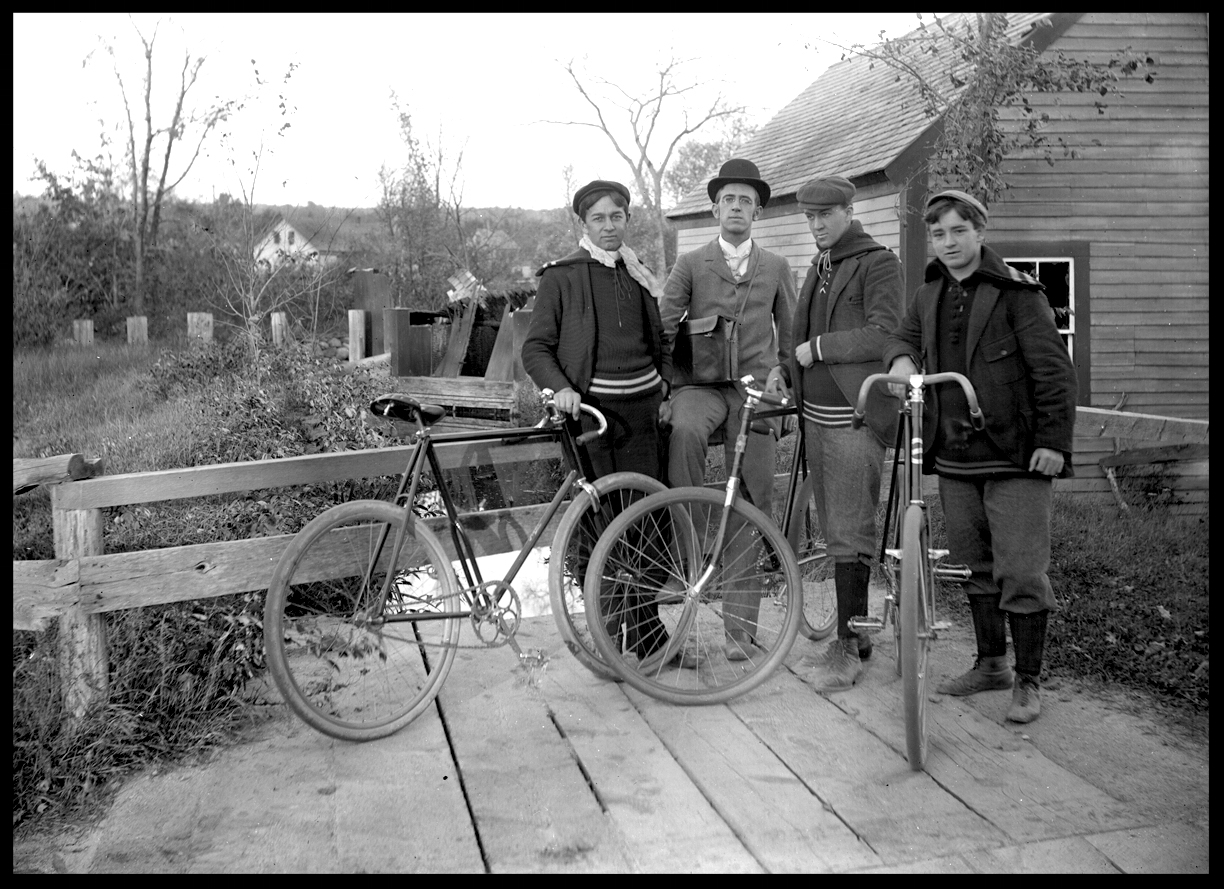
[546,58,744,273]
[663,118,757,208]
[832,13,1155,204]
[376,102,465,310]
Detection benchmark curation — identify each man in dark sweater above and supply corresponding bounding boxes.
[883,189,1077,723]
[788,176,904,692]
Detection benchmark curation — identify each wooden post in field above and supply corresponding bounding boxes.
[271,311,289,348]
[187,312,213,346]
[50,486,108,720]
[73,319,94,346]
[348,309,366,365]
[126,316,148,346]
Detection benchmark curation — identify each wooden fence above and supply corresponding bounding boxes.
[13,438,566,718]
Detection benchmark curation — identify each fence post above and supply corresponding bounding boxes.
[126,315,148,347]
[50,487,108,720]
[271,311,289,348]
[187,312,213,346]
[348,309,366,365]
[73,319,94,346]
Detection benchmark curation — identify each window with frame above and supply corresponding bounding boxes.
[995,240,1090,406]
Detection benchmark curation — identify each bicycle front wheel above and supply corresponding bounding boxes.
[786,474,837,640]
[900,503,934,770]
[264,500,461,742]
[549,471,667,680]
[584,487,803,705]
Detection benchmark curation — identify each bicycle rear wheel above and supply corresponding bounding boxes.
[786,474,837,640]
[548,471,667,680]
[900,503,934,770]
[264,500,461,742]
[584,487,803,705]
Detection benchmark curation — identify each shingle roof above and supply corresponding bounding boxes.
[669,13,1051,218]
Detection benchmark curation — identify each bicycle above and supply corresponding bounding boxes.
[581,376,806,704]
[848,370,980,770]
[262,390,664,741]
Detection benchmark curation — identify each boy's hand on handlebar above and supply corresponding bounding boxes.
[887,357,919,398]
[1029,447,1065,477]
[554,387,582,419]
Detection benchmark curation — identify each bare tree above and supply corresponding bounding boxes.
[544,58,744,272]
[93,16,237,313]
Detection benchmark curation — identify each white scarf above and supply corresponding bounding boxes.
[579,234,664,299]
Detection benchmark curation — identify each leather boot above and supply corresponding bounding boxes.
[807,636,863,692]
[1007,672,1042,723]
[836,561,874,661]
[937,655,1013,696]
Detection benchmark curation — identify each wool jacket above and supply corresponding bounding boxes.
[789,220,903,447]
[882,244,1078,477]
[660,238,796,390]
[521,247,665,397]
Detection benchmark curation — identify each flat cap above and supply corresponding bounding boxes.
[925,189,989,223]
[796,176,856,209]
[572,179,631,217]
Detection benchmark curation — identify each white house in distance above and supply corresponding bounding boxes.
[253,207,383,270]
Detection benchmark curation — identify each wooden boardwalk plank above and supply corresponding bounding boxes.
[436,618,633,873]
[627,682,883,873]
[737,653,1009,865]
[531,619,764,873]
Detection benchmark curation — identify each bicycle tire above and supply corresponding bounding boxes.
[548,471,667,680]
[900,503,933,770]
[785,474,837,640]
[584,487,803,705]
[264,500,460,742]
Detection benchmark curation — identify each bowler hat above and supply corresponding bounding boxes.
[797,176,856,209]
[707,158,771,207]
[572,179,631,217]
[925,189,989,224]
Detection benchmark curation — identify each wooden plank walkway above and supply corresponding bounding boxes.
[72,605,1204,874]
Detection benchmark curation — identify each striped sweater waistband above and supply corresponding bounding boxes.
[588,368,663,398]
[802,402,856,428]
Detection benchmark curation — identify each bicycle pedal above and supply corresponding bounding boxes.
[518,648,549,669]
[929,548,951,560]
[935,564,972,581]
[847,617,884,634]
[931,621,952,632]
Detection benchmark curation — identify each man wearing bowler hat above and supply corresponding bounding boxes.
[790,175,904,692]
[659,158,796,663]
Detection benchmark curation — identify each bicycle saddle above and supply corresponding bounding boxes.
[369,393,447,427]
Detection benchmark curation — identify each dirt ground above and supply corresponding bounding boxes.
[13,602,1209,873]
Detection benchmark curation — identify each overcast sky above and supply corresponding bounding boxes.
[13,12,931,210]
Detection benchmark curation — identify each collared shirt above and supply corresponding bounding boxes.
[718,235,753,279]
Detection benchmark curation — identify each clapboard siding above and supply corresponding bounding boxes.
[942,13,1209,422]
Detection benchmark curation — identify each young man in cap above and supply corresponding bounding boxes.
[659,158,796,662]
[883,189,1077,723]
[790,176,904,692]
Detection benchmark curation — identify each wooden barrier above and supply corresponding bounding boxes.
[271,311,289,347]
[187,312,213,345]
[13,437,566,713]
[126,316,148,346]
[348,309,366,364]
[73,319,94,346]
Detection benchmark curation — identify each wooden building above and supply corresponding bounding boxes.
[667,12,1208,510]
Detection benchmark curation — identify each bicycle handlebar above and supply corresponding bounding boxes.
[851,371,984,431]
[740,375,791,410]
[539,389,609,446]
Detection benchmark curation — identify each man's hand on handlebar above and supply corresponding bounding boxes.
[764,365,787,397]
[553,387,582,419]
[887,357,920,398]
